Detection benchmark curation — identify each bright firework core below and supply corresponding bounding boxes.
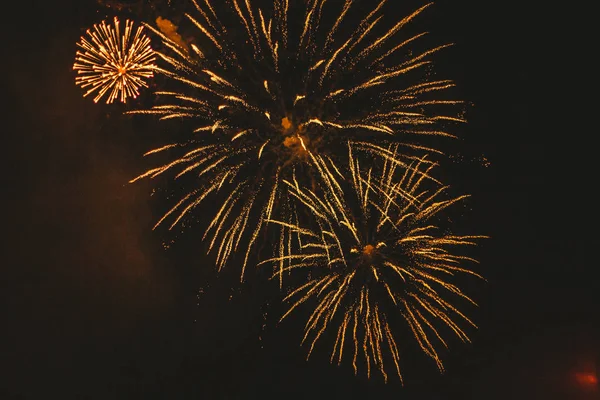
[363,244,376,256]
[350,243,386,267]
[280,117,310,160]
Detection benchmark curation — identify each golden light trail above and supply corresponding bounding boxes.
[263,143,486,381]
[74,17,156,104]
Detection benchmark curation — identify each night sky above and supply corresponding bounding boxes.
[3,0,597,399]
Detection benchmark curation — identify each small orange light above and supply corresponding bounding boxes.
[575,372,598,387]
[363,244,376,256]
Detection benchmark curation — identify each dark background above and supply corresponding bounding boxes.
[3,0,596,399]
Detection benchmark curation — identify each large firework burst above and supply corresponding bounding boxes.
[129,0,464,278]
[74,17,156,103]
[262,143,485,382]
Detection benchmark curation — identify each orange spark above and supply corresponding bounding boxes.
[363,244,376,256]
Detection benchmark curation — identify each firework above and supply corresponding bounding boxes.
[261,143,485,382]
[74,17,156,104]
[129,0,464,278]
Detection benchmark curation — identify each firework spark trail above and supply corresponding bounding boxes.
[74,17,156,103]
[262,142,485,381]
[128,1,465,278]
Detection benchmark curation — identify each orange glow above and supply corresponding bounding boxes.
[281,117,293,130]
[363,244,376,256]
[282,135,309,157]
[575,372,598,387]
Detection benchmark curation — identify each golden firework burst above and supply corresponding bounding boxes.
[129,0,465,278]
[262,142,486,382]
[74,17,156,103]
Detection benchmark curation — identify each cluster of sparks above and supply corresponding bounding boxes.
[262,143,485,381]
[74,0,485,382]
[74,17,156,103]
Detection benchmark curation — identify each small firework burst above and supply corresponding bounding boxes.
[74,17,156,103]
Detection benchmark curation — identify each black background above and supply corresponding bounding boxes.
[3,0,597,399]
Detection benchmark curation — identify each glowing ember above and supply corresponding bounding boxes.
[363,244,376,256]
[575,372,598,387]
